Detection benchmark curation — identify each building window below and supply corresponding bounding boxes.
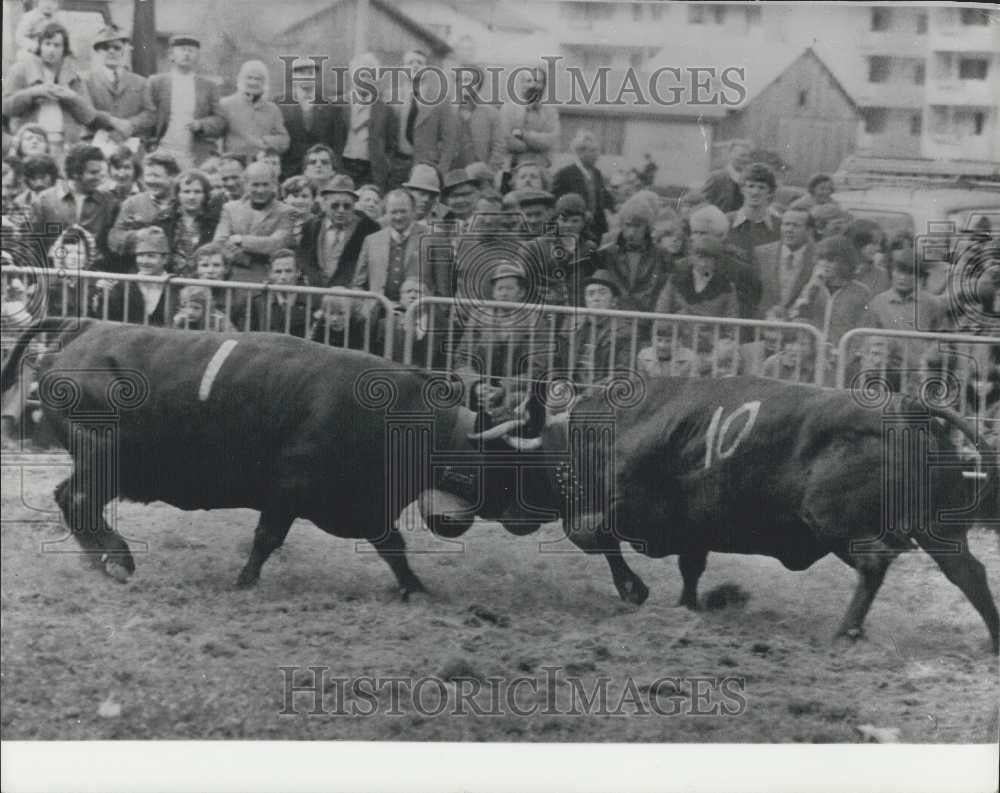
[688,4,705,24]
[712,4,726,24]
[632,3,643,22]
[916,13,927,34]
[914,63,925,85]
[870,7,890,31]
[929,106,949,135]
[868,56,891,83]
[650,3,665,21]
[798,89,808,108]
[910,114,922,136]
[959,8,990,25]
[973,111,985,135]
[629,52,644,71]
[745,6,762,27]
[958,58,989,80]
[863,108,888,134]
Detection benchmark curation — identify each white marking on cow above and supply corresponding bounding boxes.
[705,400,762,469]
[198,340,239,402]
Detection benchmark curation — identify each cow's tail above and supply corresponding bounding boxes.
[1,317,95,394]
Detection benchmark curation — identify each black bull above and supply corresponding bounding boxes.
[492,376,998,654]
[2,321,997,652]
[0,319,542,598]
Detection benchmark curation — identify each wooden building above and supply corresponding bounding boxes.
[712,47,861,185]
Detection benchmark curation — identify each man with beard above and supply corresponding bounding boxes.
[219,60,289,162]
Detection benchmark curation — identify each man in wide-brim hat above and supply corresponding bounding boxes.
[87,24,153,143]
[299,173,381,288]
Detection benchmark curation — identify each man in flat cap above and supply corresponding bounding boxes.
[145,35,226,168]
[454,260,554,415]
[97,226,176,325]
[86,25,153,143]
[563,269,633,385]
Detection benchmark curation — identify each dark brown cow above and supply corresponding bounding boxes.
[501,376,999,653]
[0,318,535,596]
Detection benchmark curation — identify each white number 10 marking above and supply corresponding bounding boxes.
[704,401,761,470]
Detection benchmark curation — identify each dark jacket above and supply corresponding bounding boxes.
[145,72,226,163]
[329,96,398,191]
[702,168,743,213]
[595,234,670,313]
[154,205,220,275]
[85,68,154,139]
[278,100,341,180]
[92,279,175,326]
[248,292,308,338]
[552,161,611,239]
[298,211,381,288]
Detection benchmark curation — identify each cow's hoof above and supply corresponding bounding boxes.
[835,627,865,643]
[103,558,132,583]
[676,596,700,611]
[617,577,649,606]
[234,569,259,590]
[399,586,430,604]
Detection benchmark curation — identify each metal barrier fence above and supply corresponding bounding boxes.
[400,297,828,387]
[836,328,1000,426]
[3,265,996,424]
[0,265,397,359]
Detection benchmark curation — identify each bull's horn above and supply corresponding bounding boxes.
[513,394,531,417]
[962,470,988,480]
[467,417,526,441]
[503,434,543,451]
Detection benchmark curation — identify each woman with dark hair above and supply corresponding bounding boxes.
[846,218,890,295]
[14,154,59,213]
[103,145,143,201]
[1,22,97,161]
[154,169,220,275]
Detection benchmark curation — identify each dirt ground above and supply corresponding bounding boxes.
[2,450,998,742]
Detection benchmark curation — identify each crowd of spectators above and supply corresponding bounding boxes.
[2,12,997,446]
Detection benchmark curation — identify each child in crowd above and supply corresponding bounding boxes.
[637,327,696,378]
[281,175,315,247]
[173,284,236,331]
[761,330,817,383]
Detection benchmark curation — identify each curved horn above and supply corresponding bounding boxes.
[502,433,543,451]
[467,416,527,441]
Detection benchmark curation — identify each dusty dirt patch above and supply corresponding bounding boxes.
[2,453,998,741]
